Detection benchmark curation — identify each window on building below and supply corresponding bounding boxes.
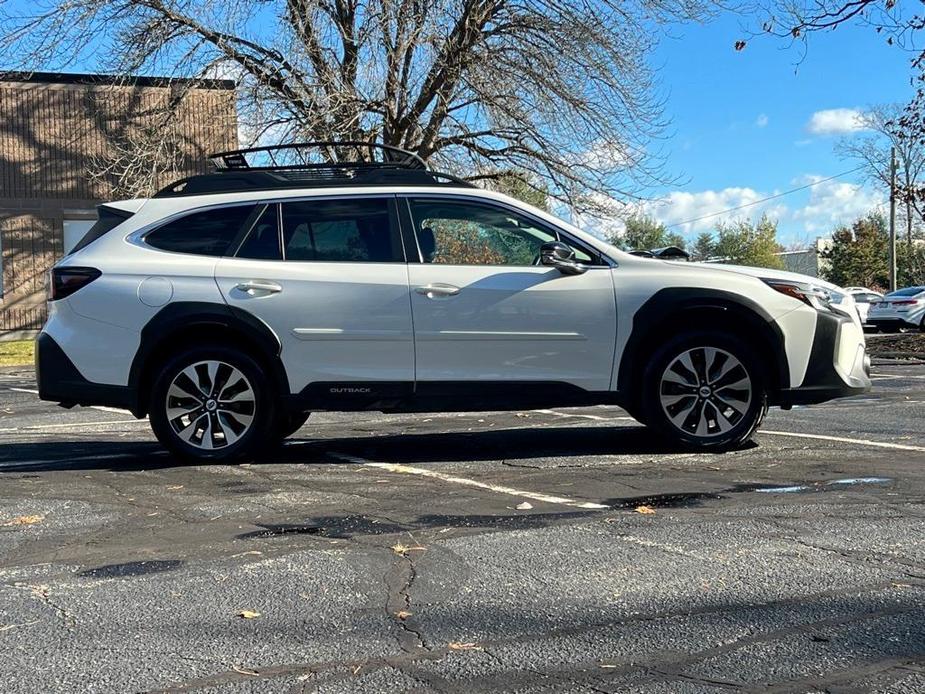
[146,205,257,256]
[280,198,401,262]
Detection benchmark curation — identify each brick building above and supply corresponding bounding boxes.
[0,72,237,337]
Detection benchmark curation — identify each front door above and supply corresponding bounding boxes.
[402,197,617,392]
[215,196,414,398]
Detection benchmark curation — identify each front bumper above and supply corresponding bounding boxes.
[36,333,141,415]
[776,310,871,406]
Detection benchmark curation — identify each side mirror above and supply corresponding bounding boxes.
[540,241,587,275]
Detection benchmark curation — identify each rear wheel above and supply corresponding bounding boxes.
[149,346,276,463]
[642,332,767,451]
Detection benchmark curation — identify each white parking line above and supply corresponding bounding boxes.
[535,409,635,422]
[761,430,925,452]
[328,453,609,509]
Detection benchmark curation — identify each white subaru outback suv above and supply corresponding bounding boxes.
[37,142,870,462]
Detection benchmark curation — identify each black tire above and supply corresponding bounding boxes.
[274,412,310,441]
[641,331,767,452]
[149,345,277,463]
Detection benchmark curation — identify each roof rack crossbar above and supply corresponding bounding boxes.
[209,141,428,172]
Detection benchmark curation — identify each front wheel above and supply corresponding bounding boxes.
[149,346,277,463]
[642,332,767,451]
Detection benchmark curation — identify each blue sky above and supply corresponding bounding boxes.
[2,1,911,245]
[644,12,915,244]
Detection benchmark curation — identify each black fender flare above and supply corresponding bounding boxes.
[128,302,289,414]
[617,287,790,401]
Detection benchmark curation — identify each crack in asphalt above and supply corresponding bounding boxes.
[148,580,925,693]
[21,583,77,631]
[384,541,430,654]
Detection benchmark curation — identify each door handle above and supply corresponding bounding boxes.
[235,280,282,296]
[415,283,460,299]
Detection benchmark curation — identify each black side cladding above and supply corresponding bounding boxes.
[616,287,790,402]
[36,333,139,413]
[128,302,290,415]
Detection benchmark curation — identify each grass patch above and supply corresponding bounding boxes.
[0,340,35,367]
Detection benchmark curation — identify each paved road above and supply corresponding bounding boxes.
[1,364,924,693]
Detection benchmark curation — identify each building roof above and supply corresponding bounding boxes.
[0,71,235,90]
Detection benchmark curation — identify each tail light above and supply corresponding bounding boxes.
[892,300,917,306]
[50,267,101,301]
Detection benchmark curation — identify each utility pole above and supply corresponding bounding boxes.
[889,146,897,291]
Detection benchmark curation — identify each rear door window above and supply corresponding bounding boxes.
[280,198,402,262]
[146,205,258,256]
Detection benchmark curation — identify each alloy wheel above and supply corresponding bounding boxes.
[658,347,752,438]
[165,360,256,450]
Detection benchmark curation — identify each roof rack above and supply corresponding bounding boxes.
[209,141,428,172]
[154,141,474,198]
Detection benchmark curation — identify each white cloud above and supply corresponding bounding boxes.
[576,175,885,245]
[806,108,868,135]
[640,187,788,233]
[789,175,885,233]
[755,113,769,128]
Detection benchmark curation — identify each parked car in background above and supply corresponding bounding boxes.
[867,286,925,332]
[843,287,884,328]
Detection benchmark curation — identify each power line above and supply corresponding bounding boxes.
[664,166,866,229]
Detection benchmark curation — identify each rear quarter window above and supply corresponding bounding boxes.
[146,205,257,256]
[68,206,134,255]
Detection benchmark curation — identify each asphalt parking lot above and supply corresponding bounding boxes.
[1,364,925,693]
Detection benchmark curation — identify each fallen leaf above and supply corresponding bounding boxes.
[515,502,533,510]
[448,642,483,651]
[238,610,261,619]
[634,505,656,515]
[396,610,413,620]
[231,665,259,676]
[3,514,44,526]
[391,543,426,556]
[166,485,184,491]
[598,663,618,669]
[353,665,362,675]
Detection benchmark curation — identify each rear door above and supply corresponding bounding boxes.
[214,196,414,399]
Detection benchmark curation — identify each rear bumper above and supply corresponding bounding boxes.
[776,310,871,406]
[36,333,141,415]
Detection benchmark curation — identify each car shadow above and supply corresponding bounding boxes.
[0,424,746,473]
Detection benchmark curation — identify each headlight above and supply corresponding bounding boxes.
[762,279,838,312]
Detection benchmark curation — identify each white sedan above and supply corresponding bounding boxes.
[868,286,925,332]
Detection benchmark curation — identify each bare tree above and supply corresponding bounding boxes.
[835,103,925,250]
[0,0,709,209]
